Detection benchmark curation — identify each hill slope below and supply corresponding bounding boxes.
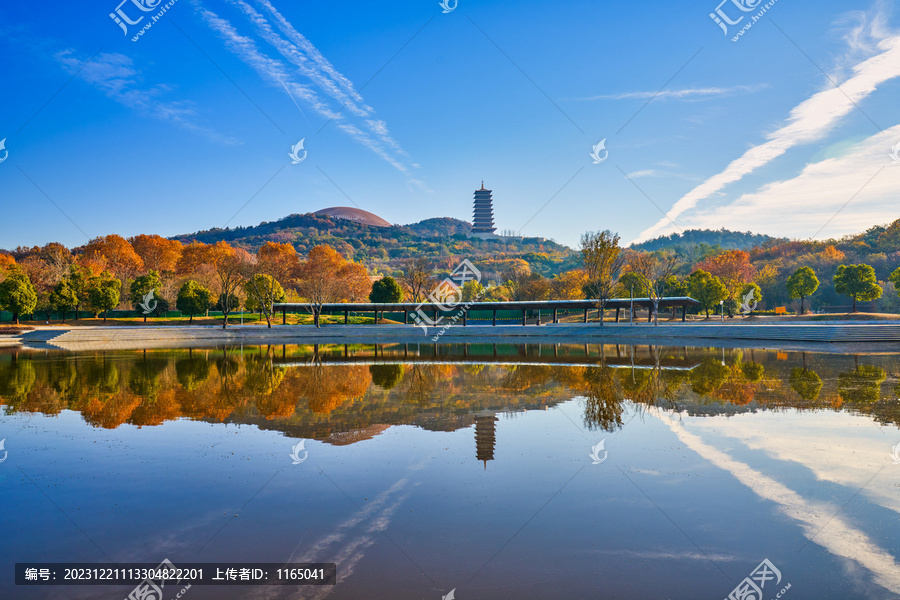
[172,213,579,278]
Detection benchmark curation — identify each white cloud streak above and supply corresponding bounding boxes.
[579,84,767,101]
[193,0,422,186]
[55,50,238,145]
[633,21,900,244]
[675,124,900,239]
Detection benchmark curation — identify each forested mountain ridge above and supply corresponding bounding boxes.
[172,212,580,278]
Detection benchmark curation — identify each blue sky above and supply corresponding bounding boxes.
[2,0,899,250]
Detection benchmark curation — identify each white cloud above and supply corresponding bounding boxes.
[577,84,767,101]
[665,416,900,594]
[195,0,422,185]
[676,126,900,239]
[55,50,237,144]
[632,12,900,244]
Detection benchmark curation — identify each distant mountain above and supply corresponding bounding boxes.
[630,228,787,253]
[172,212,578,278]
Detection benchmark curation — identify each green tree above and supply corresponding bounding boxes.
[834,264,882,311]
[580,231,625,326]
[87,271,121,323]
[68,264,91,319]
[789,368,823,401]
[130,270,163,322]
[688,270,728,318]
[49,279,78,322]
[370,364,403,389]
[243,273,286,328]
[0,266,38,324]
[889,267,900,298]
[369,276,404,303]
[739,282,762,316]
[461,280,485,302]
[176,280,213,323]
[838,365,886,404]
[786,266,819,314]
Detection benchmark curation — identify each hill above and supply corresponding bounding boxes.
[631,229,787,253]
[172,213,579,279]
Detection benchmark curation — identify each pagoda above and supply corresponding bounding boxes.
[475,410,499,469]
[472,182,496,236]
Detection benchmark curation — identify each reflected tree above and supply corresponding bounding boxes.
[838,365,886,404]
[789,368,823,401]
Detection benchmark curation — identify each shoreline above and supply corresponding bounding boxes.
[3,322,899,353]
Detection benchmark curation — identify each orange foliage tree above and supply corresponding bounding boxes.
[80,235,145,290]
[294,245,372,326]
[696,250,756,300]
[130,234,183,273]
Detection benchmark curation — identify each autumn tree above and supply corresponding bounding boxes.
[696,250,756,303]
[786,266,819,314]
[689,270,728,318]
[87,271,121,323]
[49,279,78,322]
[130,234,183,273]
[80,235,144,288]
[40,243,75,284]
[398,257,433,302]
[0,266,38,324]
[461,280,485,302]
[0,253,15,284]
[503,265,550,301]
[257,242,299,284]
[550,269,588,300]
[294,245,371,327]
[210,242,250,329]
[370,276,403,303]
[834,264,882,312]
[580,231,624,325]
[176,280,213,324]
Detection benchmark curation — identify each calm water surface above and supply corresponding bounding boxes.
[1,343,899,599]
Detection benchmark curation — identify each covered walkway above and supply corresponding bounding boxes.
[274,297,701,326]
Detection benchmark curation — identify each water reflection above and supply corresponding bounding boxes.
[2,344,899,453]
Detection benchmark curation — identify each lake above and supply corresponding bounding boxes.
[2,343,899,599]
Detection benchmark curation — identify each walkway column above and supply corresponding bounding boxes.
[583,308,588,323]
[404,311,408,324]
[615,308,620,323]
[492,309,497,326]
[522,310,526,326]
[344,310,349,324]
[682,305,686,322]
[314,311,319,327]
[463,310,467,326]
[553,308,557,324]
[282,307,286,325]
